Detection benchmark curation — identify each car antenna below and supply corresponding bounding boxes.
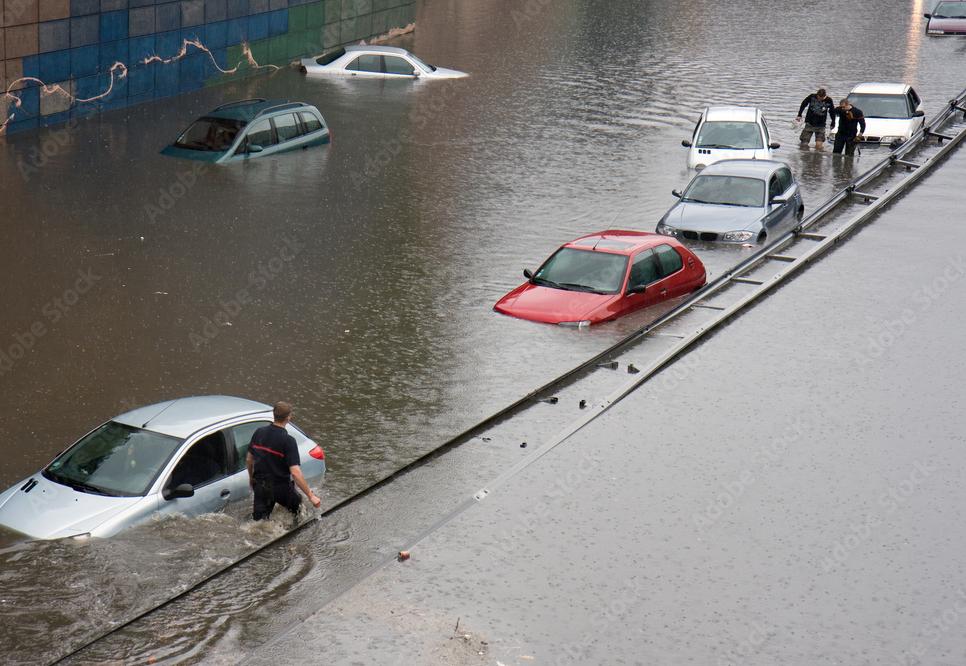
[142,399,179,428]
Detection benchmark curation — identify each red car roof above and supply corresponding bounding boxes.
[563,230,679,255]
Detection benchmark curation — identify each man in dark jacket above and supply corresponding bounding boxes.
[832,99,866,156]
[246,401,321,521]
[797,88,835,149]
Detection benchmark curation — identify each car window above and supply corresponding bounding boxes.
[846,93,913,119]
[384,55,415,76]
[695,121,764,149]
[347,54,382,73]
[534,248,628,294]
[245,118,276,150]
[776,167,793,193]
[299,111,323,133]
[274,113,300,142]
[768,176,783,201]
[629,249,659,288]
[761,117,770,144]
[908,89,920,109]
[654,245,683,278]
[168,431,229,489]
[229,421,271,473]
[683,175,765,207]
[692,115,702,141]
[934,2,966,17]
[175,117,245,152]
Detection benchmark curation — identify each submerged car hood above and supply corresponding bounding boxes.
[928,16,966,32]
[666,201,765,232]
[0,474,142,539]
[425,66,468,79]
[495,283,618,324]
[860,117,919,139]
[160,144,228,163]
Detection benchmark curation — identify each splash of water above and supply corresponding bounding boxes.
[1,39,280,135]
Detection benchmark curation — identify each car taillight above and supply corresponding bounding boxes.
[309,445,325,460]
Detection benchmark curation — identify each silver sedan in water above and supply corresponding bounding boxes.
[656,159,805,244]
[300,45,467,79]
[0,396,326,539]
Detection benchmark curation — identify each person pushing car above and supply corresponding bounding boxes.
[831,98,866,157]
[796,88,835,149]
[246,401,321,520]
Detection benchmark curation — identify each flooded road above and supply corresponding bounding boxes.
[1,0,965,661]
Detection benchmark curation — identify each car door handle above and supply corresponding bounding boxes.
[660,288,668,296]
[220,489,230,499]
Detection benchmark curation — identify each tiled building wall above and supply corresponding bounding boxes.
[0,0,416,133]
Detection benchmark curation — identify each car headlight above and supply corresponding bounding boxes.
[722,230,755,242]
[558,320,591,328]
[656,222,677,236]
[928,29,945,34]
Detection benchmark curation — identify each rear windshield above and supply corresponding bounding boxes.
[175,117,246,152]
[934,2,966,17]
[846,93,912,119]
[316,48,346,66]
[683,175,765,207]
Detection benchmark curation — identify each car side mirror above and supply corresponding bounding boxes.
[412,69,421,78]
[626,284,646,295]
[770,196,788,206]
[247,144,264,154]
[769,142,781,149]
[923,12,931,17]
[681,140,692,148]
[163,483,195,500]
[523,268,533,280]
[914,109,925,117]
[672,189,682,198]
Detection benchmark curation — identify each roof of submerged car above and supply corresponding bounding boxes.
[704,106,760,122]
[564,230,676,255]
[698,159,783,178]
[114,395,271,439]
[207,99,307,122]
[850,82,910,95]
[345,44,410,56]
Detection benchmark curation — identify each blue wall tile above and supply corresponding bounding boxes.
[74,73,107,103]
[39,20,72,53]
[103,74,128,108]
[9,117,40,131]
[225,16,247,43]
[155,29,181,57]
[71,45,100,77]
[268,8,286,35]
[248,12,268,39]
[204,20,227,47]
[128,7,155,36]
[127,64,154,94]
[156,1,180,31]
[154,62,180,97]
[180,26,202,45]
[71,103,100,118]
[71,0,100,15]
[179,51,204,83]
[100,10,128,41]
[16,87,41,117]
[39,50,71,81]
[41,111,72,126]
[129,34,156,61]
[99,38,128,68]
[100,0,128,11]
[71,15,100,46]
[22,56,42,83]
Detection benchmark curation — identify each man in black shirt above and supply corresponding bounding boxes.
[831,99,866,157]
[797,88,836,149]
[246,401,321,520]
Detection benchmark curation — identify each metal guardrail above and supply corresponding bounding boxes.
[52,87,966,665]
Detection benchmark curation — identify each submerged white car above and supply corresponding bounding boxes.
[682,106,780,170]
[300,45,467,79]
[0,396,326,540]
[834,83,925,146]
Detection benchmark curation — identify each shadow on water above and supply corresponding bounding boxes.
[1,0,965,660]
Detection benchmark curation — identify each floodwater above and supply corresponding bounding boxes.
[0,0,964,661]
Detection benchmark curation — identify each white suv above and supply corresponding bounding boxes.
[834,83,925,146]
[682,106,780,170]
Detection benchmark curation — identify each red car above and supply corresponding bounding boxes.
[494,230,706,326]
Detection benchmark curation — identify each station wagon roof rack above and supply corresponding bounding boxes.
[213,98,267,110]
[254,102,306,118]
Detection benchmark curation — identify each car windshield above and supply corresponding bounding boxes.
[316,47,346,65]
[847,93,912,119]
[683,175,765,207]
[43,422,183,497]
[174,117,246,152]
[934,1,966,17]
[407,53,437,72]
[695,121,763,149]
[533,248,628,294]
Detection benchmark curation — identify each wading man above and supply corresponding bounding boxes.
[246,401,321,521]
[796,88,835,149]
[832,99,866,157]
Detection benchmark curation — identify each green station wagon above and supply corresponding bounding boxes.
[162,98,331,164]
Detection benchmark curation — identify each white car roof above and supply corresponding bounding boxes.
[704,106,761,122]
[345,44,411,57]
[114,395,271,439]
[850,82,910,95]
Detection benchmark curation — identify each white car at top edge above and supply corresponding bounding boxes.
[300,45,467,80]
[682,106,780,170]
[831,82,926,147]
